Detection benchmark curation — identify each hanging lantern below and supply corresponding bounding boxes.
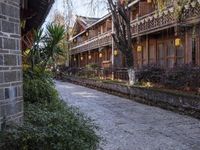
[81,56,83,61]
[191,1,197,7]
[114,50,118,56]
[175,38,181,47]
[86,32,89,37]
[74,57,76,61]
[147,0,152,3]
[137,45,142,52]
[99,52,102,58]
[88,55,92,60]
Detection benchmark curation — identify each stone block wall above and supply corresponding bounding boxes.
[0,0,23,130]
[66,77,200,119]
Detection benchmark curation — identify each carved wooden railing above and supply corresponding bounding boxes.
[71,2,200,55]
[21,31,34,51]
[71,31,112,55]
[131,2,200,37]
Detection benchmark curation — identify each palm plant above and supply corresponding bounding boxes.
[44,23,65,69]
[24,29,46,72]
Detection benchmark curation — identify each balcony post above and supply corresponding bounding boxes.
[111,15,115,80]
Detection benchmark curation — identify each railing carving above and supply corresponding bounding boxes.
[71,2,200,55]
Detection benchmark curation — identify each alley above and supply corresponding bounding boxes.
[56,81,200,150]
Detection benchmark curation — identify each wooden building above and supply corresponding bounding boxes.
[21,0,54,51]
[70,0,200,71]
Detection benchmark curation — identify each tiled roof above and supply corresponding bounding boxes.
[77,16,100,28]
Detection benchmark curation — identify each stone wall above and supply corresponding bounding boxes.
[65,77,200,119]
[0,0,23,130]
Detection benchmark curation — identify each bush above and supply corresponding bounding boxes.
[23,67,59,104]
[85,63,99,70]
[24,78,59,104]
[0,101,100,150]
[136,64,165,84]
[0,69,100,150]
[164,64,200,89]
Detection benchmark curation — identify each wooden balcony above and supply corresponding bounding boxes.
[71,31,112,55]
[71,3,200,55]
[131,3,200,37]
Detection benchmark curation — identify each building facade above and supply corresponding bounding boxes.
[70,0,200,73]
[0,0,23,129]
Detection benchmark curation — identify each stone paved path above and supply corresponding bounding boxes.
[56,81,200,150]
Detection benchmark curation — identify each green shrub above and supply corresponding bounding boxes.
[1,69,100,150]
[23,78,58,104]
[136,64,165,84]
[85,63,99,70]
[0,101,100,150]
[23,67,59,104]
[164,64,200,89]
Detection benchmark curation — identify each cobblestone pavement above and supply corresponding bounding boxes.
[56,81,200,150]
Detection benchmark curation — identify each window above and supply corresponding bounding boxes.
[176,45,184,65]
[137,50,142,68]
[149,44,156,64]
[166,40,175,68]
[142,46,148,65]
[157,43,165,67]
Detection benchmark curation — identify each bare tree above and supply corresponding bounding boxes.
[107,0,136,85]
[88,0,136,84]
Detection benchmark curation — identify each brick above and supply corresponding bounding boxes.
[17,55,22,65]
[0,88,4,100]
[5,100,23,116]
[3,38,16,50]
[0,37,2,49]
[0,72,3,83]
[4,71,17,82]
[17,86,22,97]
[1,3,15,18]
[4,54,17,66]
[0,20,1,31]
[14,24,20,34]
[0,55,3,65]
[5,88,10,99]
[0,105,5,117]
[2,20,15,33]
[16,71,22,81]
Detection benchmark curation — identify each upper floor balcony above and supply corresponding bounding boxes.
[71,1,200,55]
[71,30,112,55]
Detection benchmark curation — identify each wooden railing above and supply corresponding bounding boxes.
[71,2,200,55]
[71,31,112,55]
[68,67,129,81]
[21,31,34,51]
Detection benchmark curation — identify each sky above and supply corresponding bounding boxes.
[43,0,108,27]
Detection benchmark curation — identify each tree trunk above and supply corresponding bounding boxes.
[107,0,136,85]
[128,68,136,86]
[125,50,136,86]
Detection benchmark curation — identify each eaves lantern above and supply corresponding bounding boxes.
[86,32,89,37]
[114,49,118,56]
[137,45,142,52]
[99,52,103,58]
[147,0,152,3]
[175,38,181,47]
[88,55,92,60]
